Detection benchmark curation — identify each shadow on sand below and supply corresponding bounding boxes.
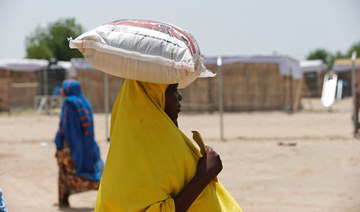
[59,207,94,212]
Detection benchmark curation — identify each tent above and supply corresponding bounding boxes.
[0,59,71,111]
[332,58,360,97]
[180,55,303,112]
[300,60,327,97]
[69,58,125,112]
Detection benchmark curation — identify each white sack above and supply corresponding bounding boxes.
[69,19,214,88]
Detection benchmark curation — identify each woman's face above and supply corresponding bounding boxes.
[165,84,182,127]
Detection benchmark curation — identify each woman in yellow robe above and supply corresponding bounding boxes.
[95,79,242,212]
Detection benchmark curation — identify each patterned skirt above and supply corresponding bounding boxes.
[56,141,100,202]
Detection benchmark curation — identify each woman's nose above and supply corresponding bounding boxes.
[178,94,182,101]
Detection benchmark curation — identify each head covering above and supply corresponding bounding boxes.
[55,79,104,181]
[95,79,241,211]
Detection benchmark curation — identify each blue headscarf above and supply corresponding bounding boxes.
[55,79,104,181]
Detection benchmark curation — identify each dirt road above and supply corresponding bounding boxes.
[0,98,359,211]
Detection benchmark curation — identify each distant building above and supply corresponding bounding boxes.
[332,58,360,97]
[300,60,327,97]
[180,55,303,112]
[0,59,70,111]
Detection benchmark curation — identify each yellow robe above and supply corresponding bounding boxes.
[95,79,242,212]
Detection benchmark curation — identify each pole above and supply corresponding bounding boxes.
[104,73,110,142]
[44,64,49,114]
[351,51,357,137]
[217,56,224,141]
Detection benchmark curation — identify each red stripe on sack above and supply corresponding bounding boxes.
[84,130,89,136]
[164,24,196,56]
[143,19,197,55]
[109,20,169,34]
[108,20,196,56]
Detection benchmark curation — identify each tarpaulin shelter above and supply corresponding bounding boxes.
[0,59,71,111]
[39,55,304,113]
[180,55,303,112]
[69,58,125,112]
[300,60,327,97]
[332,58,360,97]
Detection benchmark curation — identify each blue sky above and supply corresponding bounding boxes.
[0,0,359,60]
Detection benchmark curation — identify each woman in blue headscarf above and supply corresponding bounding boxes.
[55,79,104,207]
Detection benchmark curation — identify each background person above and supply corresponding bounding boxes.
[55,79,104,207]
[0,188,8,212]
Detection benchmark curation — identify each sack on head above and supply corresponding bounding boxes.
[69,19,215,88]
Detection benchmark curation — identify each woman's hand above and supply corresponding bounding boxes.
[196,146,223,183]
[174,145,223,212]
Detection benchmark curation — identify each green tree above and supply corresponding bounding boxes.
[346,41,360,58]
[306,49,331,63]
[306,48,336,69]
[26,18,84,61]
[328,50,347,69]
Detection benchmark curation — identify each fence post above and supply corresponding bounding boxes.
[217,56,224,141]
[43,65,49,114]
[351,51,358,137]
[104,73,110,142]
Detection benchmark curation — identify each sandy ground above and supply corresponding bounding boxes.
[1,97,360,212]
